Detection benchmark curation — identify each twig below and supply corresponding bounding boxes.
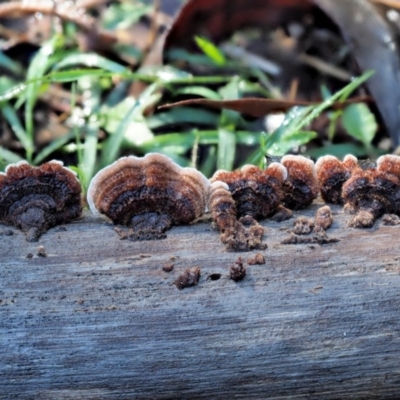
[298,53,352,81]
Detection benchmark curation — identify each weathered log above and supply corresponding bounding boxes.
[1,202,400,399]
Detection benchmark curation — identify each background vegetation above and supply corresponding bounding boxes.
[0,0,383,195]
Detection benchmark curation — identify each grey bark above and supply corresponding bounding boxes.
[1,202,400,399]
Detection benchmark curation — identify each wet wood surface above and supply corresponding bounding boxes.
[1,202,400,399]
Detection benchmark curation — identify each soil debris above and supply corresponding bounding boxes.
[162,263,174,272]
[247,253,266,265]
[230,257,246,282]
[281,231,339,245]
[293,216,314,235]
[36,246,47,257]
[174,267,201,290]
[382,214,400,226]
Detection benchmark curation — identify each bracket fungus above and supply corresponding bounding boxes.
[0,160,82,242]
[208,181,266,252]
[315,155,358,204]
[281,155,318,209]
[342,154,400,228]
[210,163,287,220]
[87,153,209,240]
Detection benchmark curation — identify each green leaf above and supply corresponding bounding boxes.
[0,103,30,152]
[266,131,317,156]
[261,70,375,156]
[54,53,127,74]
[137,65,193,82]
[0,51,23,75]
[81,125,98,191]
[166,49,217,67]
[24,35,63,162]
[147,107,219,129]
[102,2,152,30]
[33,130,75,165]
[173,86,221,100]
[217,128,236,170]
[195,36,226,66]
[0,146,23,166]
[218,76,242,128]
[306,143,368,158]
[101,82,161,166]
[342,103,377,147]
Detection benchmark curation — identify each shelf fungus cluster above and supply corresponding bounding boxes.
[0,160,82,242]
[87,153,209,240]
[3,152,400,248]
[316,154,400,228]
[208,163,287,251]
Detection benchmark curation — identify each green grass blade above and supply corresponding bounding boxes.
[173,86,221,100]
[0,103,31,153]
[217,128,236,170]
[24,35,62,162]
[0,146,23,167]
[54,53,128,73]
[101,82,161,166]
[195,36,226,66]
[33,130,75,165]
[0,51,23,75]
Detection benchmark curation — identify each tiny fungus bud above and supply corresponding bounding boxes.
[314,205,333,232]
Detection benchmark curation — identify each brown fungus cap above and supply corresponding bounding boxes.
[281,155,318,210]
[315,154,357,204]
[87,153,209,231]
[0,160,82,242]
[210,162,287,220]
[208,181,266,252]
[342,154,400,228]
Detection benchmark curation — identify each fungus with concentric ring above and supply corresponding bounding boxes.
[210,162,287,220]
[342,154,400,228]
[87,153,209,240]
[281,155,318,209]
[0,160,82,241]
[315,154,358,204]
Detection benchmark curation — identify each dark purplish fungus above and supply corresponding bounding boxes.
[0,160,82,241]
[210,163,287,220]
[281,155,318,209]
[315,155,357,204]
[87,153,209,240]
[343,155,400,228]
[208,181,266,252]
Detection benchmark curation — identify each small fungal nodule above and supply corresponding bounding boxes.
[0,160,82,241]
[87,153,209,240]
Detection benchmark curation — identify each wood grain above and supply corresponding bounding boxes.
[1,202,400,399]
